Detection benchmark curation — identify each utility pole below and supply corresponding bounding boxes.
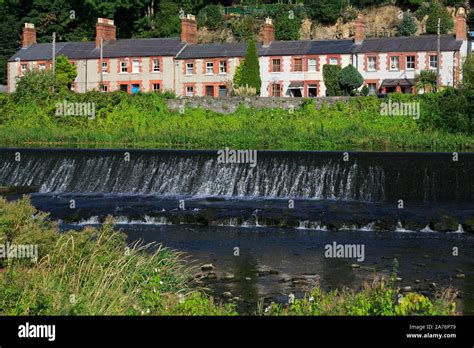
[100,37,103,90]
[52,32,56,74]
[437,18,441,92]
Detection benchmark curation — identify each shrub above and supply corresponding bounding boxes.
[323,64,343,96]
[55,55,77,92]
[339,64,364,95]
[14,70,60,104]
[233,85,257,97]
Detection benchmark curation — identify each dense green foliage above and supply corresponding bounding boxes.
[323,64,343,96]
[240,40,262,94]
[426,1,454,34]
[55,55,78,91]
[274,5,302,40]
[462,54,474,90]
[415,70,438,92]
[0,84,473,151]
[339,64,364,95]
[197,4,224,30]
[396,12,418,36]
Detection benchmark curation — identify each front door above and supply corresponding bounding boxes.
[205,85,214,97]
[131,84,140,94]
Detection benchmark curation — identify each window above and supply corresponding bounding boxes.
[219,61,227,74]
[429,55,438,69]
[186,63,194,75]
[101,61,108,73]
[308,58,317,72]
[218,85,227,97]
[368,83,377,95]
[119,84,128,92]
[100,84,108,93]
[406,56,415,70]
[152,83,160,92]
[120,61,128,73]
[329,57,339,65]
[272,59,281,72]
[271,83,281,97]
[39,64,46,71]
[152,59,160,72]
[186,85,194,97]
[294,58,303,72]
[206,62,214,75]
[308,84,317,97]
[132,59,140,73]
[21,63,27,74]
[367,56,377,71]
[390,56,400,71]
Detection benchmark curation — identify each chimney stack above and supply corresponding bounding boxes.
[22,23,36,47]
[96,18,116,48]
[262,18,275,47]
[181,14,197,44]
[455,7,467,41]
[354,14,365,45]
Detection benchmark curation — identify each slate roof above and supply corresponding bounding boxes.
[9,35,463,62]
[352,35,462,53]
[8,38,185,62]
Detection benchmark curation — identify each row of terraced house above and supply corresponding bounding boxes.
[7,8,471,97]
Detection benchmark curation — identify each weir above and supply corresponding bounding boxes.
[0,149,473,203]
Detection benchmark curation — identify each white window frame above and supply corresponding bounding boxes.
[429,55,438,69]
[329,57,339,65]
[206,62,214,75]
[120,60,128,73]
[101,84,108,93]
[367,56,376,71]
[132,59,140,74]
[390,56,400,71]
[101,61,108,73]
[152,83,160,92]
[368,83,377,95]
[21,63,27,74]
[406,56,415,70]
[152,59,160,72]
[186,85,194,97]
[308,58,317,72]
[272,59,281,73]
[219,61,227,74]
[186,63,194,75]
[39,64,46,71]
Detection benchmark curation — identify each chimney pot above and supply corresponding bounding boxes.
[262,17,275,47]
[181,14,197,44]
[455,7,467,41]
[354,14,365,45]
[22,23,36,47]
[96,18,116,48]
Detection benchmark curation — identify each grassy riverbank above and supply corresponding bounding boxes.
[0,197,458,316]
[0,92,473,151]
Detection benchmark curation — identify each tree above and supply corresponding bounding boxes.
[305,0,346,25]
[396,12,417,36]
[323,64,342,96]
[55,55,77,91]
[415,70,438,92]
[14,70,60,103]
[426,2,453,34]
[197,4,223,30]
[462,54,474,90]
[274,5,301,41]
[240,40,262,95]
[338,64,364,95]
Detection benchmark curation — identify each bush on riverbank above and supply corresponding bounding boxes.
[0,89,473,151]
